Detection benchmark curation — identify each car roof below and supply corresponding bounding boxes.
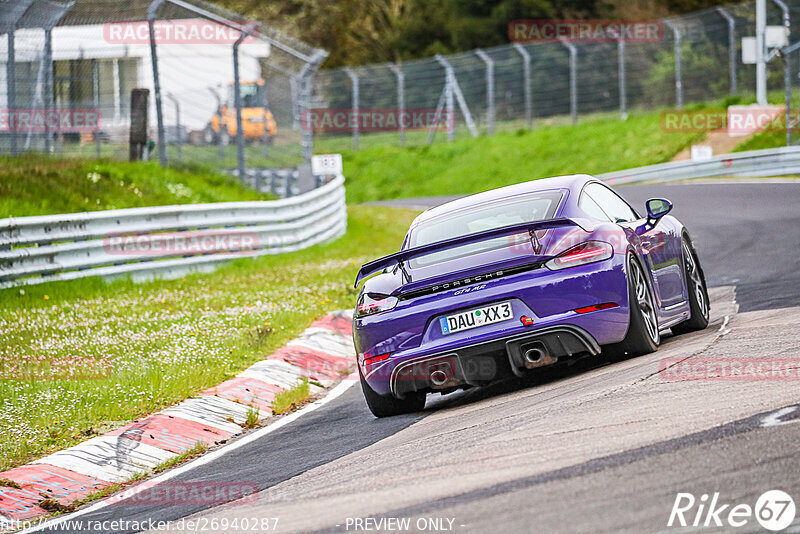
[410,174,596,228]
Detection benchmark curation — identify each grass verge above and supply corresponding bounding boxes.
[272,380,312,415]
[337,110,707,203]
[0,205,416,472]
[0,156,272,218]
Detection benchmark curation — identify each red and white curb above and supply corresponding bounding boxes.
[0,311,354,529]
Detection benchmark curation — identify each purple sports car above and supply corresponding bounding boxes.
[353,175,709,417]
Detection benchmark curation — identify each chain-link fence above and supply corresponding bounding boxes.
[313,0,800,149]
[0,0,326,196]
[3,0,800,191]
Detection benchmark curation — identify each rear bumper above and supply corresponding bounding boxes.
[370,324,600,398]
[356,257,631,397]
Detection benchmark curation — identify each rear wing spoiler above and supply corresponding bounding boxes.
[354,217,595,288]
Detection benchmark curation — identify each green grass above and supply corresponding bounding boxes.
[245,404,260,428]
[335,111,707,203]
[0,205,417,472]
[152,441,209,474]
[0,156,273,218]
[271,379,312,415]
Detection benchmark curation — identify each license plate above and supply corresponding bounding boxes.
[440,302,513,335]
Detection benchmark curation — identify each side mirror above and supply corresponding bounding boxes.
[645,198,672,225]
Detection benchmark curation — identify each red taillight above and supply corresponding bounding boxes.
[574,302,619,314]
[555,247,608,264]
[364,353,390,366]
[545,241,613,271]
[520,316,534,326]
[356,295,399,318]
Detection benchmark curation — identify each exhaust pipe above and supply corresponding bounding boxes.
[430,369,449,387]
[518,341,557,369]
[524,347,547,364]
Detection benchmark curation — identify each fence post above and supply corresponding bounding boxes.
[166,92,181,161]
[44,28,53,154]
[513,43,532,128]
[147,0,167,167]
[663,20,683,109]
[233,25,255,183]
[444,62,455,141]
[298,53,325,167]
[389,64,405,145]
[93,59,101,158]
[261,80,270,158]
[716,7,738,96]
[618,37,627,120]
[290,75,300,130]
[475,49,495,135]
[344,68,359,150]
[435,55,477,139]
[559,38,578,125]
[208,87,224,159]
[772,0,791,146]
[7,29,16,155]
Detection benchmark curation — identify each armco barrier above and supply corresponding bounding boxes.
[0,175,346,289]
[599,146,800,185]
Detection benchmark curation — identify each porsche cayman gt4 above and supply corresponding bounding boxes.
[353,175,709,417]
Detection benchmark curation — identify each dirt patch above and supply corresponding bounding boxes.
[671,128,753,161]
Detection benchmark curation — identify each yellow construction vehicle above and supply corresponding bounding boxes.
[204,79,276,145]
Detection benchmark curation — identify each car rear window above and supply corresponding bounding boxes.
[408,192,563,266]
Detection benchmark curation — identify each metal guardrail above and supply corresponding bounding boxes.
[599,146,800,185]
[0,175,346,289]
[227,167,300,198]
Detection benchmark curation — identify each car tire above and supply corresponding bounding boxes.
[672,239,710,334]
[359,367,426,418]
[607,254,660,361]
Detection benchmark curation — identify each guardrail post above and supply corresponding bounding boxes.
[389,64,406,145]
[559,38,578,125]
[233,25,255,183]
[716,7,738,96]
[618,37,627,121]
[663,21,683,109]
[475,49,495,135]
[344,68,360,150]
[166,92,181,161]
[513,43,532,128]
[147,0,167,167]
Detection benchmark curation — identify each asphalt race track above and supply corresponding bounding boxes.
[37,182,800,534]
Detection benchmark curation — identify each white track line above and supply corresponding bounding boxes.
[21,377,359,534]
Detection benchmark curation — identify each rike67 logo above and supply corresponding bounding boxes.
[668,490,796,531]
